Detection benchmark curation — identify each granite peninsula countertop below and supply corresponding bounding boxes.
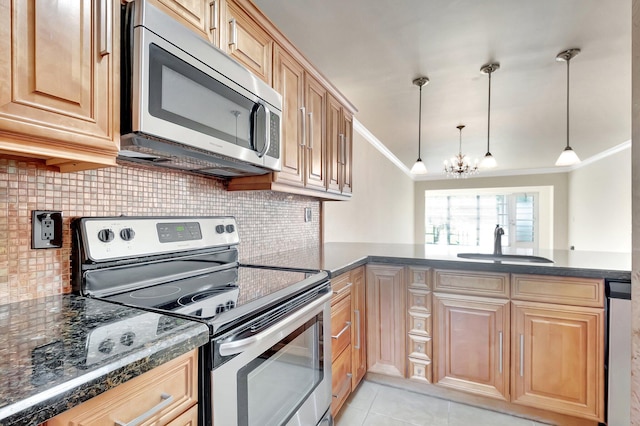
[0,294,209,426]
[244,242,631,281]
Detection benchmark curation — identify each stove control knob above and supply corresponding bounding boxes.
[119,228,136,241]
[120,331,136,347]
[215,225,225,234]
[98,339,115,354]
[97,229,115,243]
[225,224,235,233]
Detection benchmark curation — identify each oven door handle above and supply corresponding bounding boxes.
[219,291,332,356]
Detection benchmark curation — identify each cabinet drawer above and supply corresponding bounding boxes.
[408,267,430,289]
[408,357,432,383]
[331,294,352,360]
[408,288,431,313]
[47,351,198,426]
[331,344,352,417]
[512,274,604,307]
[408,312,431,337]
[407,334,432,361]
[434,270,510,298]
[331,273,352,303]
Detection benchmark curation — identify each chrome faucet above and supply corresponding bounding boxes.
[493,224,504,255]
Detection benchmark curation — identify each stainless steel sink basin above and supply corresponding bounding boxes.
[457,253,554,263]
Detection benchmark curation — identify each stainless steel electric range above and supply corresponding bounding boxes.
[72,216,332,426]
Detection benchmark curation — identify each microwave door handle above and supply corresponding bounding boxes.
[218,291,331,356]
[257,104,270,158]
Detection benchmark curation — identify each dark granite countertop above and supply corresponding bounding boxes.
[0,294,209,426]
[245,242,631,281]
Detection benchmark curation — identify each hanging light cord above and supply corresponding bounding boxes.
[565,57,570,150]
[417,83,423,161]
[458,126,463,155]
[487,69,492,154]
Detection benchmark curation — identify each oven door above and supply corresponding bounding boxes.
[212,292,332,426]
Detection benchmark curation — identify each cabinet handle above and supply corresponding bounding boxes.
[332,373,352,398]
[300,107,306,147]
[331,321,351,339]
[114,393,173,426]
[332,281,352,296]
[519,334,524,377]
[307,112,314,149]
[229,18,237,47]
[354,309,361,349]
[498,331,503,374]
[209,1,217,31]
[99,0,112,56]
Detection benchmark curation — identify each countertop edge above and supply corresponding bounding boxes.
[327,255,631,281]
[0,323,209,426]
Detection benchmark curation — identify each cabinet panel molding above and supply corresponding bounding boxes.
[511,300,604,421]
[434,270,509,298]
[433,293,510,401]
[366,264,406,377]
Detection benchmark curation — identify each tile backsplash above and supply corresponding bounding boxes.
[0,158,320,304]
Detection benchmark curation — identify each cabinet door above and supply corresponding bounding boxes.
[326,94,342,193]
[220,0,272,84]
[272,45,305,186]
[303,75,327,190]
[351,266,366,388]
[331,342,352,418]
[366,264,405,377]
[0,0,119,171]
[512,301,604,421]
[433,293,510,401]
[150,0,217,45]
[341,111,353,195]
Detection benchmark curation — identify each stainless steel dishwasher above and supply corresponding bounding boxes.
[606,279,631,426]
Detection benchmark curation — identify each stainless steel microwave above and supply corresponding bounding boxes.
[119,0,282,178]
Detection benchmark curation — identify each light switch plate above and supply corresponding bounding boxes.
[304,208,312,222]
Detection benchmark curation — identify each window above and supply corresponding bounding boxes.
[425,191,538,250]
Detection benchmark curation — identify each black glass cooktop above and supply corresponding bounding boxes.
[101,265,318,321]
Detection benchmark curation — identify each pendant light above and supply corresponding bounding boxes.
[480,63,500,168]
[443,125,478,178]
[555,48,581,166]
[410,77,429,175]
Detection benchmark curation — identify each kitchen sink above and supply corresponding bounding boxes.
[457,253,554,263]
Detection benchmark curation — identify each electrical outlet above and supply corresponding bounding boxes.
[304,207,312,223]
[32,210,63,249]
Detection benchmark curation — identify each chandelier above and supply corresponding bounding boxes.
[443,125,478,178]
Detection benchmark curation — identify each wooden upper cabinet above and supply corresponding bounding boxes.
[0,0,119,172]
[149,0,219,46]
[303,75,326,191]
[511,301,604,422]
[326,95,353,195]
[220,0,272,84]
[272,45,305,186]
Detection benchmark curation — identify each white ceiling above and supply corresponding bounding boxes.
[252,0,631,180]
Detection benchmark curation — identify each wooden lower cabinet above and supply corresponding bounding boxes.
[350,266,366,388]
[433,293,510,401]
[512,301,604,421]
[45,350,198,426]
[330,266,367,417]
[366,264,406,377]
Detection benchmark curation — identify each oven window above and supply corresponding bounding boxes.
[147,43,254,149]
[237,315,323,426]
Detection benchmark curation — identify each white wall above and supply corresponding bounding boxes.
[567,146,631,252]
[414,173,569,250]
[323,130,415,243]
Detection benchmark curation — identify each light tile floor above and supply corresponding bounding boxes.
[335,380,551,426]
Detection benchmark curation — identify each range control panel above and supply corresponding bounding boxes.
[78,216,239,262]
